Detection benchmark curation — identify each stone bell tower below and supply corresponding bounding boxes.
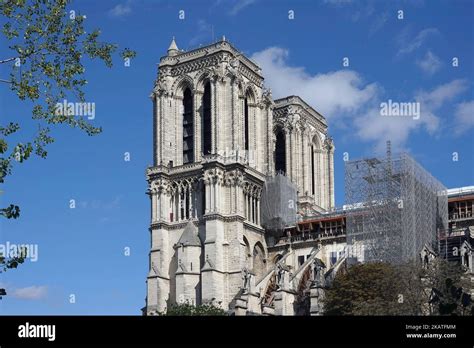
[145,37,274,314]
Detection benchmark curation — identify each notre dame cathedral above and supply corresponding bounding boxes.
[144,37,337,316]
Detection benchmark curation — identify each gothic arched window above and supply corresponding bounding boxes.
[253,242,266,280]
[275,128,286,174]
[202,81,212,155]
[182,87,194,164]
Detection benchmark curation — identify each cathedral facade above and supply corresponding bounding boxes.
[144,38,335,315]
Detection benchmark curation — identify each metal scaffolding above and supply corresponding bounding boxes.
[261,173,298,245]
[344,146,448,264]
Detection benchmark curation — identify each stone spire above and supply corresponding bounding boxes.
[167,37,179,56]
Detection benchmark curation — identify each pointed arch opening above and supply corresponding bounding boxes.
[182,87,194,164]
[275,127,286,175]
[244,89,255,152]
[253,242,266,280]
[202,81,212,155]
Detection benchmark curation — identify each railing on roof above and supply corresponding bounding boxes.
[447,186,474,197]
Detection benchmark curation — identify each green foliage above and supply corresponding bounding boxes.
[0,0,136,219]
[0,246,27,299]
[1,204,20,218]
[0,0,136,298]
[323,262,409,315]
[159,301,228,316]
[425,259,473,315]
[323,259,473,316]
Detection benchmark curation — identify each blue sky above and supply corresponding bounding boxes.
[1,0,473,314]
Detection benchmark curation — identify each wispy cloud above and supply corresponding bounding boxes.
[453,100,474,136]
[368,11,388,36]
[79,195,122,210]
[397,28,440,56]
[321,0,386,35]
[108,2,132,18]
[416,51,442,75]
[189,19,214,47]
[11,286,48,300]
[229,0,256,15]
[415,79,467,111]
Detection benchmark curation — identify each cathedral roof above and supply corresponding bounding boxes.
[177,221,201,247]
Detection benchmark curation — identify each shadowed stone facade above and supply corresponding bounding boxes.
[144,38,334,315]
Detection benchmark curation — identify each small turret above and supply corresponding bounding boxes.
[167,37,179,56]
[175,221,202,304]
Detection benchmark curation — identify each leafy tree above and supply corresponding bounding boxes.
[0,246,27,298]
[0,0,135,297]
[424,258,473,315]
[323,259,473,316]
[323,262,411,315]
[159,301,228,316]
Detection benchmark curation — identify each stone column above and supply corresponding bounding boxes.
[178,187,183,221]
[151,191,157,223]
[267,106,274,175]
[257,197,260,225]
[194,91,203,162]
[244,192,247,219]
[329,146,335,209]
[156,94,163,165]
[205,180,210,214]
[188,184,193,219]
[209,180,214,213]
[231,79,237,149]
[301,132,306,195]
[215,180,220,214]
[157,191,162,221]
[247,194,251,221]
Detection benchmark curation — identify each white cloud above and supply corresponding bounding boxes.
[229,0,256,15]
[251,46,469,153]
[108,2,132,18]
[415,79,468,111]
[454,100,474,136]
[416,51,442,75]
[12,286,48,300]
[356,79,468,152]
[251,47,379,118]
[397,28,439,56]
